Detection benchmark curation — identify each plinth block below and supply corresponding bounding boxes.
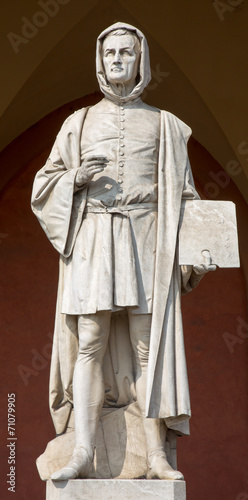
[46,479,186,500]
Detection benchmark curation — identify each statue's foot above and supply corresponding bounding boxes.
[147,451,184,481]
[50,446,92,481]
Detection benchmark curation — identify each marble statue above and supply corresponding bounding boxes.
[31,22,217,482]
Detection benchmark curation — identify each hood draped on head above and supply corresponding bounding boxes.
[96,22,151,104]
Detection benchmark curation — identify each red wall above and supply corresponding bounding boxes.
[0,95,248,499]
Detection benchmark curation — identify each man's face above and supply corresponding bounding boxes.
[102,34,140,86]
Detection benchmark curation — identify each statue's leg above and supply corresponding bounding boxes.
[51,311,111,481]
[128,312,184,481]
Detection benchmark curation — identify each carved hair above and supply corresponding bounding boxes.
[103,28,141,53]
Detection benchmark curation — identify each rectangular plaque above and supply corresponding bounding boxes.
[179,200,240,268]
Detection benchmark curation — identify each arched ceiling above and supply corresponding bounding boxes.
[1,0,248,202]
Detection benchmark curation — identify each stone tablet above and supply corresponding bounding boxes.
[179,200,240,267]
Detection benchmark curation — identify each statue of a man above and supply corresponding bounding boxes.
[32,22,215,482]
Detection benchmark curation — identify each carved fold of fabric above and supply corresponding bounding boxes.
[32,105,198,434]
[61,208,157,315]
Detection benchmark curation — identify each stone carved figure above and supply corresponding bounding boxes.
[31,22,216,482]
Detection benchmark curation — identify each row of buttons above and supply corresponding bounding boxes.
[117,106,125,201]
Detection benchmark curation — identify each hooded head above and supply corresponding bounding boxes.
[96,22,151,103]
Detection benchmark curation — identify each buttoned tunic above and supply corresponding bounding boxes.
[61,98,160,314]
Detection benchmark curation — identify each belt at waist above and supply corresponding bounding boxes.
[84,202,158,215]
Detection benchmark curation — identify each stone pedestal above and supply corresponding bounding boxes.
[46,479,186,500]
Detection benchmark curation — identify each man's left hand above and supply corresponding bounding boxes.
[193,250,217,275]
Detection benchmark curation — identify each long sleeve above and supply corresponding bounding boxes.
[31,109,88,257]
[180,157,204,293]
[182,158,200,200]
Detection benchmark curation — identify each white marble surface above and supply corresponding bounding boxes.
[46,479,186,500]
[179,200,240,267]
[37,403,177,481]
[33,22,195,483]
[32,21,239,487]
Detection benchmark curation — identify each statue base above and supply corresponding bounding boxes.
[46,479,186,500]
[37,403,178,480]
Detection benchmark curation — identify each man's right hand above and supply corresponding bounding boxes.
[75,155,109,186]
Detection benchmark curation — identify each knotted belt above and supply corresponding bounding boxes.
[84,202,158,216]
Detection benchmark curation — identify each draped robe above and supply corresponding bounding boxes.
[31,104,200,436]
